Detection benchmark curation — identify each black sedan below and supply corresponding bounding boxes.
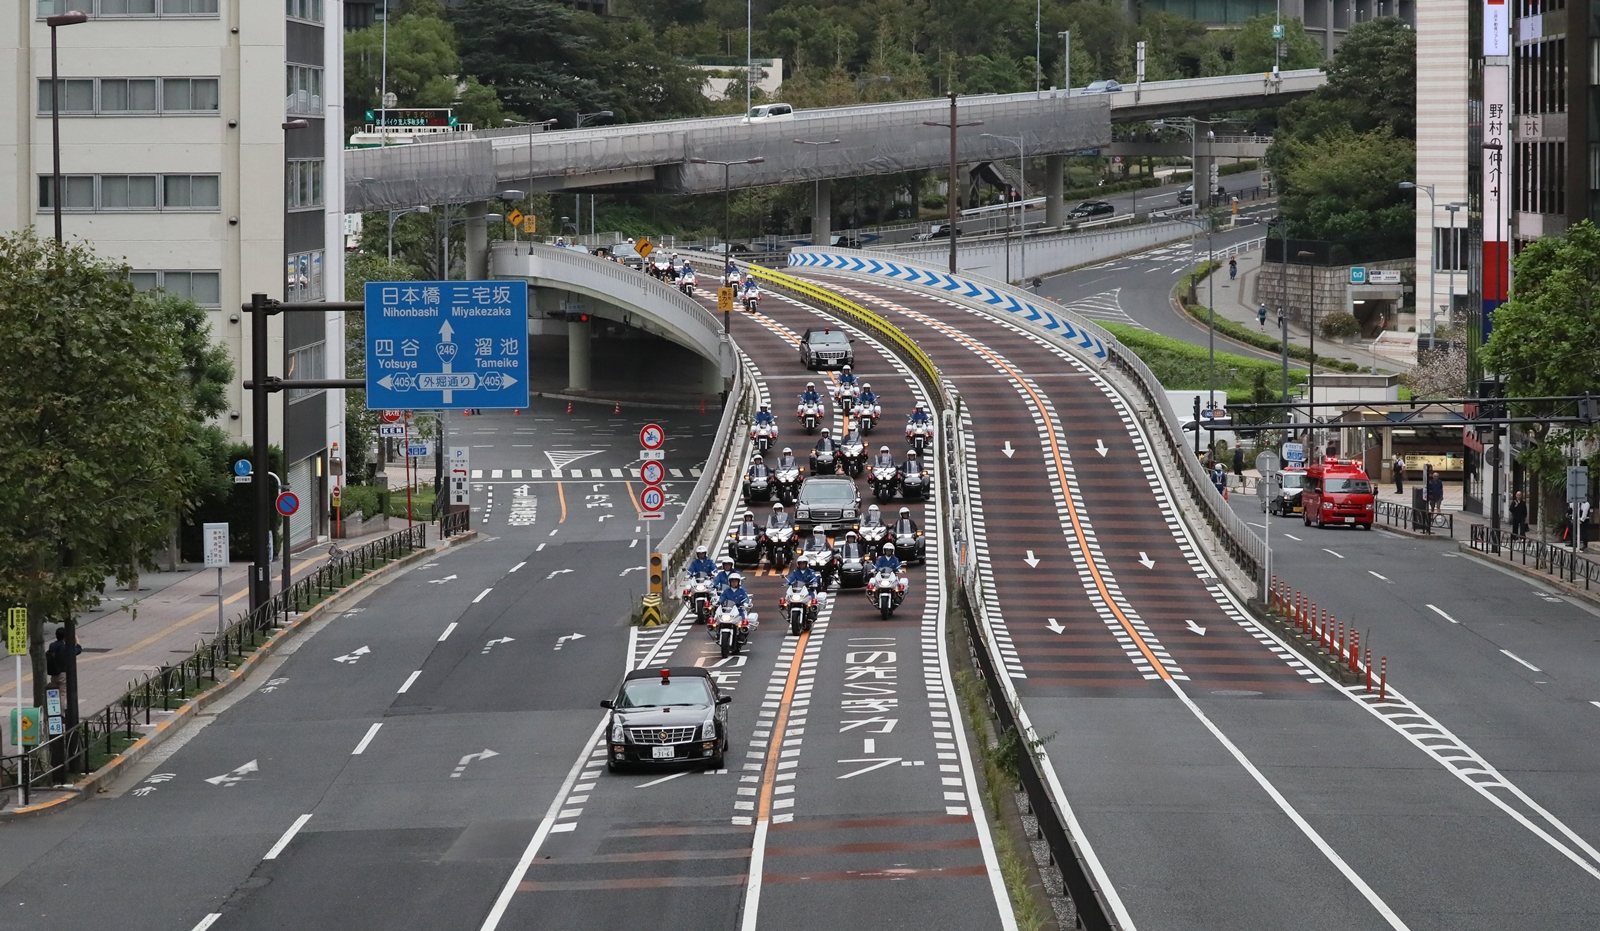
[602,668,730,771]
[1068,201,1115,220]
[800,327,854,369]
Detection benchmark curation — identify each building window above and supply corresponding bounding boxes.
[129,269,221,307]
[101,174,159,209]
[285,159,324,210]
[39,77,218,116]
[37,176,96,211]
[286,341,327,403]
[40,174,219,212]
[285,65,324,116]
[38,0,218,15]
[163,174,220,209]
[286,0,323,22]
[286,250,325,303]
[1433,227,1469,271]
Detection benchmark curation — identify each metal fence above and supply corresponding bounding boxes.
[1,524,428,805]
[1469,525,1600,589]
[1375,500,1453,537]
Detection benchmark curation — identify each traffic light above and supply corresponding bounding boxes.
[648,553,664,594]
[548,310,590,323]
[1477,379,1505,419]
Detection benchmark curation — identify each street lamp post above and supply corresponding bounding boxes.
[387,205,430,264]
[46,11,88,244]
[503,118,559,193]
[1269,217,1291,401]
[1444,202,1465,335]
[924,95,984,273]
[1298,248,1316,450]
[1400,181,1437,346]
[794,138,841,247]
[982,133,1028,283]
[1058,31,1070,95]
[689,156,766,332]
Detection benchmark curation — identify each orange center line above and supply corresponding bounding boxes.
[557,482,567,523]
[624,480,642,518]
[756,631,809,821]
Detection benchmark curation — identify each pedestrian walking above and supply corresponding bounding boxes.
[1228,257,1237,280]
[1232,445,1244,477]
[1509,490,1528,539]
[1211,461,1229,498]
[1392,454,1405,495]
[1426,472,1444,517]
[1258,303,1267,330]
[1582,500,1593,551]
[45,626,80,690]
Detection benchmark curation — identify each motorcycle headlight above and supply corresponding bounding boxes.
[611,719,626,742]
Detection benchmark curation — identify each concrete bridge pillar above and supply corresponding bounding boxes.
[811,179,832,246]
[1045,155,1065,227]
[567,318,592,392]
[464,201,489,280]
[702,354,724,396]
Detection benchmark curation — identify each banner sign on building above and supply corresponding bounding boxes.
[1483,0,1509,56]
[1482,64,1511,327]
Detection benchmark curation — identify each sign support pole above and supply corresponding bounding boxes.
[14,653,24,806]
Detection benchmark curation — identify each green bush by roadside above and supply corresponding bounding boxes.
[1174,263,1362,373]
[1099,321,1309,391]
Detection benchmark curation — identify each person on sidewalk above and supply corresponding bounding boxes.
[1582,500,1593,551]
[1392,454,1405,495]
[1509,491,1528,539]
[1211,462,1229,498]
[1232,445,1244,477]
[1426,472,1444,518]
[1258,303,1267,330]
[46,626,80,690]
[1228,257,1237,280]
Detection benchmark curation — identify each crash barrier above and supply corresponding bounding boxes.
[1469,525,1600,590]
[875,218,1194,280]
[1375,500,1453,537]
[1267,577,1384,696]
[657,354,751,589]
[790,248,1264,591]
[0,525,429,802]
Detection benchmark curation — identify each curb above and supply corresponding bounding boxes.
[0,530,478,823]
[1456,541,1600,610]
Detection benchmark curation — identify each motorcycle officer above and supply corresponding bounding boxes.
[899,449,924,481]
[718,573,753,620]
[861,503,886,530]
[713,556,736,592]
[837,364,858,389]
[753,403,777,427]
[874,543,903,574]
[775,446,801,472]
[742,276,761,307]
[857,381,878,409]
[908,402,932,426]
[784,555,825,609]
[799,382,822,407]
[767,502,795,532]
[687,544,717,579]
[872,444,897,474]
[812,428,836,466]
[894,506,920,539]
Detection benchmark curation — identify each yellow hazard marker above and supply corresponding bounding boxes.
[640,593,664,627]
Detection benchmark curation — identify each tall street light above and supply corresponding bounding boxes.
[46,10,88,244]
[503,117,559,191]
[982,133,1027,283]
[689,156,765,332]
[1058,31,1071,94]
[388,205,430,263]
[1399,181,1437,346]
[924,94,983,273]
[1298,248,1316,451]
[1444,201,1466,339]
[794,138,841,247]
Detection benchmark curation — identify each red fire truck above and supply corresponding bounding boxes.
[1301,460,1376,529]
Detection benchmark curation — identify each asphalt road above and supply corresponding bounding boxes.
[784,267,1600,929]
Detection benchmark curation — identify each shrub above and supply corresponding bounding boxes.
[1319,311,1362,339]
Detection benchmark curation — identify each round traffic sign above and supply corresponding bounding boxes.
[381,409,403,424]
[275,491,300,517]
[640,486,665,511]
[639,423,665,450]
[639,460,666,485]
[233,459,253,477]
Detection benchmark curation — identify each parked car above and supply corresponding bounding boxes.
[1081,79,1123,94]
[1067,201,1115,220]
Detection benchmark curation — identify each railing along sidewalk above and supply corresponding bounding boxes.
[1469,525,1600,589]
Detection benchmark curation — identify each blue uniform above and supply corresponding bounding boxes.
[839,371,857,386]
[688,557,717,577]
[874,555,902,573]
[785,567,820,590]
[712,569,733,591]
[719,586,751,617]
[858,390,877,406]
[909,409,931,424]
[754,409,776,424]
[800,389,821,404]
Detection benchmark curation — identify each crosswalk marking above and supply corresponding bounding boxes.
[471,469,483,478]
[491,469,503,478]
[1055,289,1144,329]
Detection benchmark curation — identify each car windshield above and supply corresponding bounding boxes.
[1324,479,1372,494]
[1280,473,1305,490]
[801,480,856,506]
[809,332,849,346]
[616,677,712,709]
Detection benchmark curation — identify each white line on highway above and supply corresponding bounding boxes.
[1284,533,1302,541]
[398,670,422,693]
[1323,548,1344,558]
[189,915,222,931]
[1426,604,1460,624]
[262,814,313,861]
[536,543,546,551]
[635,771,688,789]
[509,561,525,573]
[473,588,493,603]
[1368,570,1391,582]
[352,723,383,755]
[438,622,458,642]
[1591,701,1600,710]
[1501,649,1542,672]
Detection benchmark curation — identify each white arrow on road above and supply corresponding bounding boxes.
[1185,619,1207,636]
[1046,618,1065,634]
[1138,552,1155,569]
[555,633,587,650]
[1002,442,1016,458]
[205,759,259,787]
[333,646,371,664]
[428,575,458,584]
[598,514,615,522]
[619,566,644,576]
[1023,550,1040,568]
[482,637,515,654]
[1095,439,1109,457]
[452,749,499,777]
[545,569,574,580]
[516,484,531,496]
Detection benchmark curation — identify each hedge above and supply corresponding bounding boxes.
[1175,263,1362,373]
[1099,321,1308,392]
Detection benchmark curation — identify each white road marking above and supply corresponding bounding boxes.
[352,723,383,755]
[1284,533,1302,541]
[1323,548,1344,558]
[1184,619,1207,636]
[473,587,493,603]
[262,814,313,861]
[1023,550,1040,568]
[635,771,689,789]
[509,561,526,573]
[438,622,458,642]
[1591,701,1600,710]
[1501,649,1542,672]
[189,915,223,931]
[1426,604,1459,624]
[398,670,423,693]
[1368,571,1391,582]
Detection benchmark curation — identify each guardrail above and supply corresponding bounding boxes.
[1,524,429,804]
[1469,525,1600,588]
[1375,500,1453,537]
[658,353,750,586]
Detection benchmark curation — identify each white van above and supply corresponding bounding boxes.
[746,103,794,121]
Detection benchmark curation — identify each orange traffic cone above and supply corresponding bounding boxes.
[614,400,621,415]
[567,401,572,415]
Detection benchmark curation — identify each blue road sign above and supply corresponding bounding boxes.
[233,459,252,476]
[365,280,530,410]
[276,491,300,517]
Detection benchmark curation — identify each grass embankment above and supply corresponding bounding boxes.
[1174,263,1362,374]
[1100,320,1308,395]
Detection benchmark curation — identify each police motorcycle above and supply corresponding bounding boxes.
[727,511,764,567]
[683,574,717,624]
[887,507,927,565]
[742,280,763,313]
[868,549,908,620]
[856,504,892,554]
[797,383,824,435]
[677,264,698,295]
[750,405,779,453]
[742,454,772,503]
[831,366,862,413]
[851,382,881,433]
[905,404,935,453]
[799,529,839,589]
[781,581,818,635]
[809,429,839,476]
[709,599,756,657]
[771,448,802,505]
[762,504,797,569]
[838,427,867,478]
[898,451,930,502]
[835,531,870,589]
[865,446,900,502]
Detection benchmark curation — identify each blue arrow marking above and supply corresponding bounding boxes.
[866,259,883,274]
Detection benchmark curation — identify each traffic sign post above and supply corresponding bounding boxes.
[639,423,665,450]
[717,287,735,312]
[203,523,229,634]
[639,460,666,485]
[365,281,530,410]
[233,458,253,484]
[8,606,26,800]
[1254,451,1281,602]
[275,492,300,517]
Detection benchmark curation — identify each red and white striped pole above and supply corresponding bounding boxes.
[1379,656,1388,701]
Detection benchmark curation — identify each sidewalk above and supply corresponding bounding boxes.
[0,524,409,739]
[1199,250,1413,375]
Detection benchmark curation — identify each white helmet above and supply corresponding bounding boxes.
[806,381,816,390]
[880,445,891,454]
[821,428,831,437]
[743,510,754,521]
[774,503,785,512]
[899,507,911,517]
[696,545,708,558]
[797,555,810,566]
[862,382,872,390]
[868,505,880,515]
[729,573,743,586]
[782,446,793,455]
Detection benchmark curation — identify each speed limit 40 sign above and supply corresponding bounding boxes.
[640,485,665,512]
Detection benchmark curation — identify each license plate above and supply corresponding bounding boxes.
[1343,517,1355,523]
[652,745,675,759]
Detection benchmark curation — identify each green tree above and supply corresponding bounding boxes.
[1273,128,1414,241]
[1204,15,1323,76]
[345,4,510,134]
[0,231,198,706]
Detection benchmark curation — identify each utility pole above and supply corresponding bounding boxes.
[924,95,983,273]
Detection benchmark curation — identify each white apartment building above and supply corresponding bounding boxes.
[3,0,346,547]
[1413,0,1470,339]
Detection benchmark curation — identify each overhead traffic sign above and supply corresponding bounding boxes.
[640,486,665,512]
[365,280,530,410]
[276,492,300,517]
[640,423,665,450]
[639,460,665,485]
